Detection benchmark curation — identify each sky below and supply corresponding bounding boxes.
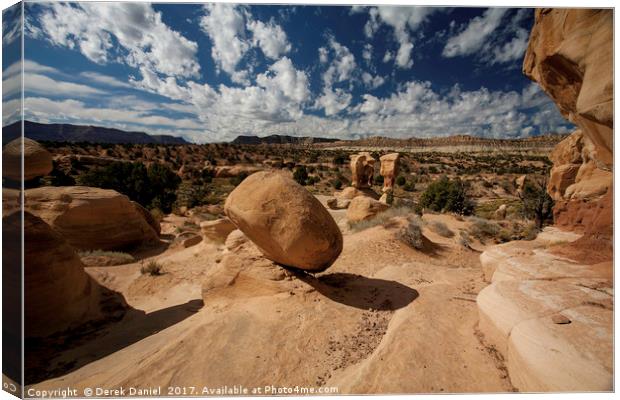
[2,2,575,143]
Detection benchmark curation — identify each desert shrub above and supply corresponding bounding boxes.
[418,176,473,215]
[332,153,348,165]
[49,161,76,186]
[396,175,406,186]
[429,221,454,238]
[348,206,414,232]
[458,230,471,248]
[520,178,554,228]
[140,260,164,276]
[396,218,424,250]
[521,221,540,240]
[468,217,501,242]
[77,161,180,213]
[374,175,384,185]
[403,181,415,192]
[385,191,394,205]
[78,250,135,266]
[332,179,343,190]
[293,165,309,185]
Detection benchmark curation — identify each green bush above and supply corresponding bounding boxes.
[396,175,406,186]
[418,176,473,215]
[403,181,415,192]
[520,178,554,228]
[77,161,181,213]
[140,260,164,276]
[374,175,384,186]
[293,165,309,185]
[229,171,249,186]
[332,179,343,190]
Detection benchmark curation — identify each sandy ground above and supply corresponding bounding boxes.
[27,203,515,394]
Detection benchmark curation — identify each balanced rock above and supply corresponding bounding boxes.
[346,196,389,223]
[224,229,248,251]
[3,137,53,181]
[25,186,159,251]
[6,211,127,337]
[379,153,400,192]
[201,218,236,243]
[224,171,342,271]
[350,152,376,188]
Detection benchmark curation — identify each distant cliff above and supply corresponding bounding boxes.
[231,134,339,145]
[2,121,190,144]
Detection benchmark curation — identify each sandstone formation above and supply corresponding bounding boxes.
[477,229,612,392]
[132,201,161,235]
[346,196,389,223]
[214,165,262,178]
[10,211,127,337]
[200,218,236,243]
[326,197,351,210]
[25,186,159,251]
[335,186,366,200]
[350,152,376,188]
[379,153,400,192]
[523,9,612,237]
[3,137,53,181]
[224,171,342,271]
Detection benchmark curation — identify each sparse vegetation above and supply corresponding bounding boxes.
[417,176,473,215]
[348,206,414,231]
[140,260,164,276]
[78,250,135,266]
[429,221,454,238]
[467,217,501,243]
[396,217,424,250]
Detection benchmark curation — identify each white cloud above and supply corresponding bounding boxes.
[322,37,356,87]
[80,71,133,88]
[364,6,440,69]
[200,4,249,77]
[490,27,529,64]
[362,43,373,64]
[315,88,352,116]
[2,6,21,46]
[383,51,394,63]
[361,72,385,89]
[442,8,508,58]
[37,2,200,78]
[247,19,291,59]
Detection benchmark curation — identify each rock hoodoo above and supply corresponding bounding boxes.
[350,152,376,188]
[523,8,612,237]
[3,137,53,181]
[25,186,160,251]
[379,153,400,192]
[224,170,343,271]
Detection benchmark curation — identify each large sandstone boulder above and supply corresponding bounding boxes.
[523,9,612,236]
[379,153,400,193]
[346,196,389,223]
[3,137,53,181]
[5,211,127,337]
[25,186,159,251]
[200,218,236,243]
[132,201,161,235]
[224,171,342,271]
[350,152,376,188]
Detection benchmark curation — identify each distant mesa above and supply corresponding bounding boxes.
[231,134,339,145]
[2,120,190,145]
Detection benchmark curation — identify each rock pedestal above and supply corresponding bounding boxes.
[350,152,376,189]
[379,153,400,193]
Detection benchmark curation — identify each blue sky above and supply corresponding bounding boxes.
[2,2,573,143]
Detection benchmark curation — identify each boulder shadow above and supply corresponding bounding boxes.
[296,272,418,311]
[25,299,203,385]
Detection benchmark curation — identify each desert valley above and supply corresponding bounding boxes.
[1,5,614,397]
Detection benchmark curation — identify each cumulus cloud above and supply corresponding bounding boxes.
[200,4,249,78]
[364,6,440,69]
[361,72,385,89]
[442,8,529,65]
[247,19,292,59]
[37,2,200,78]
[200,4,292,85]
